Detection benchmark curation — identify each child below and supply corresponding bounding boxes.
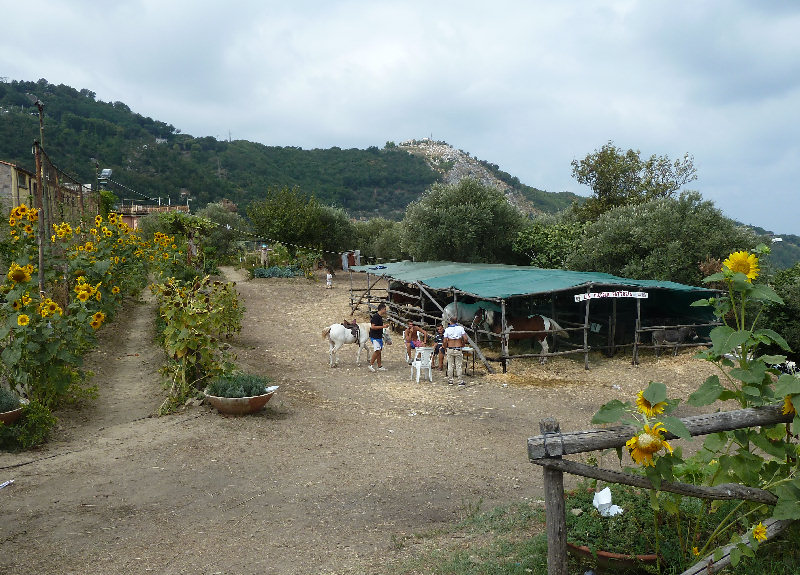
[326,268,333,289]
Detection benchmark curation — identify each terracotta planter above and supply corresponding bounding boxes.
[204,386,279,415]
[566,542,659,570]
[0,398,29,425]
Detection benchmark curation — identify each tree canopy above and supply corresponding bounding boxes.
[246,186,353,260]
[571,141,697,221]
[565,191,762,285]
[400,178,527,264]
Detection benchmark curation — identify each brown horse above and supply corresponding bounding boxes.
[489,314,569,363]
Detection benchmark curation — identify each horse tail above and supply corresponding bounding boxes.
[548,318,569,339]
[322,326,331,339]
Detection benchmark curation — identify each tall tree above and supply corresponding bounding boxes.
[247,186,354,259]
[571,141,697,221]
[565,191,762,285]
[400,178,527,263]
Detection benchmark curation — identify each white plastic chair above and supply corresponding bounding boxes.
[410,347,434,383]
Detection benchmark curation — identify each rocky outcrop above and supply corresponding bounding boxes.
[398,138,535,213]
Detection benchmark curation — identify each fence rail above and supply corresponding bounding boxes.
[528,406,795,575]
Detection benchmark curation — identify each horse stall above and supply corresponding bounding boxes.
[348,262,719,373]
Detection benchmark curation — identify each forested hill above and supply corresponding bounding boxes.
[0,79,577,219]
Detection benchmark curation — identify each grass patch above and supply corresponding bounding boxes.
[386,498,800,575]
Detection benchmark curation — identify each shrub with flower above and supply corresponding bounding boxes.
[591,246,800,569]
[151,275,243,414]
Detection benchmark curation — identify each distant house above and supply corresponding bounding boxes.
[0,160,36,211]
[117,203,190,230]
[1,160,99,222]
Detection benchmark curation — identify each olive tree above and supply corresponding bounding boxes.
[513,213,586,269]
[565,191,762,285]
[247,186,354,261]
[400,178,527,263]
[571,141,697,221]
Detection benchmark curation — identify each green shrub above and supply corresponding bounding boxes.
[566,483,742,572]
[0,399,57,451]
[0,387,21,413]
[252,265,304,278]
[206,373,273,398]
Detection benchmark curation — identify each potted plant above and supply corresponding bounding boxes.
[565,482,745,573]
[0,387,27,425]
[204,373,278,415]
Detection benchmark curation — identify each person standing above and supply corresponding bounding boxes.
[326,268,333,289]
[443,316,468,385]
[432,324,446,371]
[368,303,391,372]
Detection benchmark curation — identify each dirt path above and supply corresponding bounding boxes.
[0,268,721,574]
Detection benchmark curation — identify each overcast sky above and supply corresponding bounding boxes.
[2,1,799,234]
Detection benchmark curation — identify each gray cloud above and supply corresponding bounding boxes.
[2,0,798,233]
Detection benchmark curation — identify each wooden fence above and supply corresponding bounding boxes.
[528,406,795,575]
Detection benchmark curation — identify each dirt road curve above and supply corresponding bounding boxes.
[0,268,718,574]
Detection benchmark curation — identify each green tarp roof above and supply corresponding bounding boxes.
[350,261,714,300]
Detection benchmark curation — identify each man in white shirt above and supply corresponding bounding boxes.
[443,316,468,385]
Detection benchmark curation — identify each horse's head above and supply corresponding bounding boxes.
[471,308,495,332]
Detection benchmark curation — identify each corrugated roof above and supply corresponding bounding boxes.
[350,261,713,300]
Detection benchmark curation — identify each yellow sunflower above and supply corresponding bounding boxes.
[753,522,767,542]
[77,290,90,302]
[22,294,31,305]
[90,319,101,330]
[782,396,796,416]
[626,422,673,467]
[8,263,32,283]
[17,314,30,327]
[111,286,120,295]
[8,216,17,227]
[636,390,667,417]
[11,300,21,311]
[723,251,759,282]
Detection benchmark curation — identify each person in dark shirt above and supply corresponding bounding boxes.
[432,324,446,370]
[368,303,390,372]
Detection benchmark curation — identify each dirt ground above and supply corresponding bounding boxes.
[0,268,722,575]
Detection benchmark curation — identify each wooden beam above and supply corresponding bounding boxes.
[532,458,778,505]
[528,405,792,460]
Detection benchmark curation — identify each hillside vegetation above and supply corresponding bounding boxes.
[0,79,575,220]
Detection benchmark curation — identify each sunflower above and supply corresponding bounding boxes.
[636,390,667,417]
[8,263,32,283]
[90,319,101,330]
[11,299,21,311]
[21,294,31,305]
[17,314,30,327]
[92,311,106,323]
[76,290,90,302]
[8,216,16,227]
[783,395,796,416]
[753,522,767,542]
[111,286,120,295]
[723,251,759,282]
[626,422,673,467]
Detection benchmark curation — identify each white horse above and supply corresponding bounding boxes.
[322,323,393,367]
[441,301,501,330]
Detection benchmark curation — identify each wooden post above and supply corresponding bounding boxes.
[633,298,641,365]
[501,299,509,373]
[33,142,45,294]
[583,288,590,370]
[550,295,558,353]
[539,418,567,575]
[610,298,617,356]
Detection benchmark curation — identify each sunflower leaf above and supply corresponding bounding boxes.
[750,283,784,304]
[709,326,750,356]
[775,374,800,396]
[591,400,628,424]
[689,375,724,406]
[730,545,742,566]
[754,328,790,351]
[642,381,667,406]
[661,416,691,439]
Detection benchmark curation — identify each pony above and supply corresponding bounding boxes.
[442,301,501,331]
[490,314,569,363]
[322,323,393,368]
